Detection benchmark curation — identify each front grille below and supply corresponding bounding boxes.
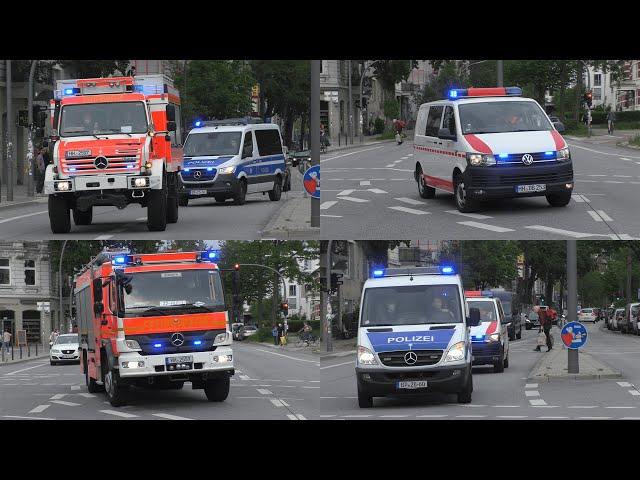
[61,155,140,175]
[180,168,218,182]
[473,171,573,188]
[127,329,225,356]
[497,152,557,165]
[62,350,75,354]
[378,349,443,367]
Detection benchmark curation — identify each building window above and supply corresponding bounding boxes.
[288,298,297,310]
[593,87,602,100]
[289,285,297,297]
[24,260,36,286]
[0,259,9,285]
[593,73,602,86]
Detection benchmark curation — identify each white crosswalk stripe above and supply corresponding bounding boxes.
[100,410,139,418]
[445,210,493,219]
[320,201,337,210]
[388,206,430,215]
[339,196,369,203]
[394,197,426,206]
[458,221,515,233]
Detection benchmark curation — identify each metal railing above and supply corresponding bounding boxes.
[1,342,47,363]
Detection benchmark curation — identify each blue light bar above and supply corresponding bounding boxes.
[440,265,455,275]
[114,256,126,264]
[200,250,221,262]
[184,168,190,172]
[448,89,465,99]
[207,167,213,171]
[498,153,509,159]
[505,87,523,96]
[193,340,202,346]
[153,343,162,348]
[194,121,203,127]
[69,167,77,172]
[373,269,384,278]
[544,151,554,156]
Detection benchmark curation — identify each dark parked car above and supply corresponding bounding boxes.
[525,310,540,330]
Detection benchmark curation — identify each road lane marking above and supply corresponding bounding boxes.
[320,214,343,218]
[525,391,540,397]
[239,375,250,380]
[460,404,487,407]
[320,415,337,418]
[70,386,80,391]
[445,210,493,219]
[579,417,611,420]
[50,394,67,400]
[568,143,640,159]
[254,348,320,364]
[5,363,49,375]
[525,384,538,388]
[606,406,636,409]
[3,415,55,420]
[286,414,299,420]
[385,164,395,168]
[360,180,371,186]
[596,210,613,222]
[617,382,633,387]
[496,416,528,419]
[337,189,354,196]
[538,416,569,419]
[257,389,273,395]
[458,221,514,233]
[380,415,410,418]
[339,196,369,203]
[77,393,95,398]
[416,414,448,418]
[320,360,354,370]
[367,188,387,194]
[455,415,487,418]
[614,175,632,178]
[296,414,307,420]
[100,410,138,418]
[269,399,284,407]
[524,226,611,238]
[320,145,385,163]
[492,405,521,408]
[388,206,430,215]
[152,413,192,420]
[588,211,603,222]
[629,390,640,396]
[28,405,50,414]
[51,400,81,407]
[529,399,547,406]
[395,197,426,206]
[320,201,337,210]
[567,405,599,408]
[0,210,48,224]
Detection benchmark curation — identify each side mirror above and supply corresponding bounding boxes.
[468,307,481,327]
[166,104,176,122]
[167,121,177,132]
[94,301,104,316]
[92,278,103,302]
[553,121,565,133]
[437,128,456,141]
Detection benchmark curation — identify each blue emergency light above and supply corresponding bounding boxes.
[373,269,385,278]
[193,340,202,346]
[153,343,162,348]
[64,87,80,95]
[200,250,221,262]
[207,168,213,171]
[440,265,455,275]
[498,153,509,159]
[544,151,554,156]
[114,256,127,264]
[194,121,203,127]
[447,86,522,100]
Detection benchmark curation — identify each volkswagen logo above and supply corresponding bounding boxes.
[193,170,202,179]
[521,153,534,166]
[170,332,184,347]
[404,351,418,365]
[94,156,109,169]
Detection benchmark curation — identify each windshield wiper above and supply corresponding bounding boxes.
[178,303,215,312]
[96,129,133,137]
[126,305,175,316]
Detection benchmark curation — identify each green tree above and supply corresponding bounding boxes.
[166,240,207,252]
[415,61,467,105]
[172,61,255,125]
[443,241,519,290]
[55,60,131,78]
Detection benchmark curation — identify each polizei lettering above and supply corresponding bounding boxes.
[387,335,434,343]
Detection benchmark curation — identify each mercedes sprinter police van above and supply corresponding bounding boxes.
[355,266,481,408]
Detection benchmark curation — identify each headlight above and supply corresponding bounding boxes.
[357,346,378,365]
[132,177,149,188]
[444,341,466,363]
[557,147,571,161]
[51,349,61,354]
[54,181,72,191]
[467,153,496,167]
[487,333,501,342]
[218,166,235,174]
[125,339,141,351]
[214,332,229,344]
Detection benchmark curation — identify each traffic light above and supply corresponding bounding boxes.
[584,91,593,108]
[280,302,289,316]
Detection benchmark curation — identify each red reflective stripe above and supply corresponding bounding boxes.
[467,87,507,97]
[485,321,498,335]
[424,175,454,193]
[464,134,493,154]
[550,130,566,150]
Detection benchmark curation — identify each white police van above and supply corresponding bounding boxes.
[178,118,286,206]
[355,266,481,408]
[413,87,573,212]
[465,291,510,373]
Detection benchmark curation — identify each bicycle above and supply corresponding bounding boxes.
[296,333,319,348]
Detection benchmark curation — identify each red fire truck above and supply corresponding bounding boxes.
[44,75,183,233]
[75,249,234,407]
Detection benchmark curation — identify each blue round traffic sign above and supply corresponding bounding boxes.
[561,321,588,349]
[303,165,320,199]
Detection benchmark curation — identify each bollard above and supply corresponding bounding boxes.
[36,343,38,356]
[11,346,14,360]
[19,345,22,359]
[28,344,31,358]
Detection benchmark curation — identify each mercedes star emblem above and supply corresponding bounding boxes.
[521,153,534,166]
[404,351,418,365]
[193,170,202,179]
[94,156,109,169]
[170,332,185,347]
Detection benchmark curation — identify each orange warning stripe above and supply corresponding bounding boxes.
[123,312,227,335]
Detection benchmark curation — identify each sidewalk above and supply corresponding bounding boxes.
[321,132,409,156]
[250,335,321,356]
[320,337,357,359]
[0,345,49,366]
[0,184,48,211]
[566,128,640,149]
[527,343,621,381]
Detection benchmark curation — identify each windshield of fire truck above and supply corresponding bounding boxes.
[183,132,242,157]
[60,102,148,137]
[122,269,225,317]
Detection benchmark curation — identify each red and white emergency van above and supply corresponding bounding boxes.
[44,75,183,233]
[413,87,573,212]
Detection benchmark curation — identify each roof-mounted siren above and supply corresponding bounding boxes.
[448,87,522,100]
[371,265,457,278]
[77,77,135,95]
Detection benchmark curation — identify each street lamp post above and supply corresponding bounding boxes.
[359,61,372,145]
[310,60,320,228]
[59,240,68,332]
[497,60,504,87]
[26,60,38,197]
[567,240,579,373]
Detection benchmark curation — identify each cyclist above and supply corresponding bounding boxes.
[607,109,616,135]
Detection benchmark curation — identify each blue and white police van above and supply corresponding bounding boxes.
[178,118,287,206]
[465,291,510,373]
[355,266,481,408]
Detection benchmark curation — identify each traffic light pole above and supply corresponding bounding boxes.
[310,60,320,228]
[567,240,579,373]
[325,240,333,352]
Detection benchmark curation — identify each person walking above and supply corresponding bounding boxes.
[35,147,45,194]
[607,109,616,134]
[271,324,279,346]
[277,323,285,348]
[3,329,12,354]
[533,307,553,352]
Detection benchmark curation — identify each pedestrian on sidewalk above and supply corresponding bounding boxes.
[277,323,286,348]
[35,147,46,194]
[271,324,279,346]
[533,306,553,352]
[3,329,12,354]
[607,110,616,134]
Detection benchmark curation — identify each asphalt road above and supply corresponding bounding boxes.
[0,342,319,420]
[0,169,306,241]
[320,322,640,420]
[320,136,640,240]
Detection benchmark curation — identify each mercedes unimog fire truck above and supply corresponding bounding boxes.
[75,249,234,407]
[44,75,183,233]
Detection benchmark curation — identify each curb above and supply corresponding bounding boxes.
[260,194,319,239]
[0,353,49,366]
[0,198,47,212]
[320,349,356,359]
[526,348,622,381]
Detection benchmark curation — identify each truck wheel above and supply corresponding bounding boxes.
[233,179,247,205]
[104,366,128,407]
[454,174,479,213]
[147,187,168,232]
[357,385,373,408]
[73,207,93,226]
[417,167,435,199]
[546,191,572,207]
[457,374,473,403]
[166,194,179,224]
[178,195,189,207]
[85,364,101,393]
[204,376,230,402]
[268,176,282,201]
[48,195,71,233]
[215,196,226,203]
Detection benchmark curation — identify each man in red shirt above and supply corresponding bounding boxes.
[533,306,553,352]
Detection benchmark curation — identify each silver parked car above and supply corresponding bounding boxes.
[50,334,80,365]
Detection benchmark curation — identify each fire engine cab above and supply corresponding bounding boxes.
[414,87,573,212]
[44,75,183,233]
[75,249,234,407]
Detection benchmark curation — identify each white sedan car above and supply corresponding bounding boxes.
[50,334,80,365]
[577,308,597,323]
